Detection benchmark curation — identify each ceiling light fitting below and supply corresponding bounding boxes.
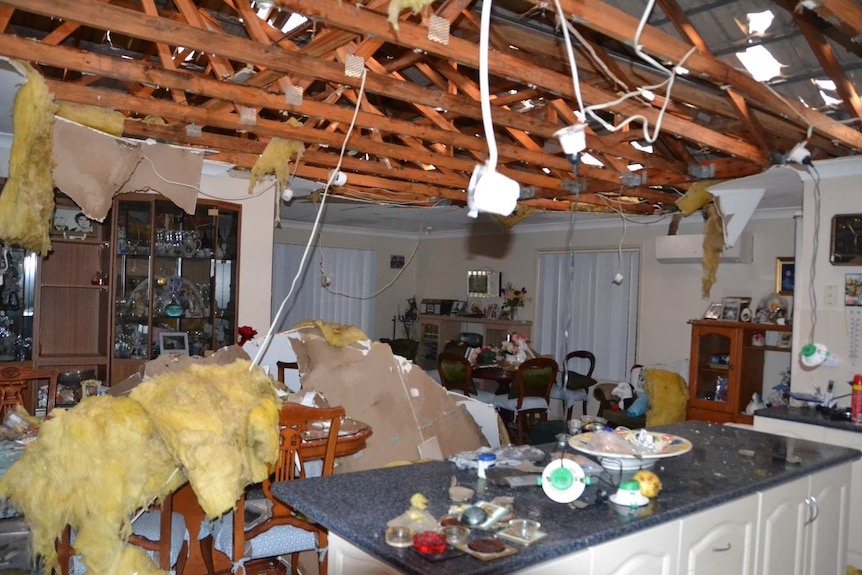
[555,123,586,170]
[256,0,277,10]
[328,169,347,187]
[466,162,519,218]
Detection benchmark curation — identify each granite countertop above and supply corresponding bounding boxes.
[755,404,862,433]
[271,420,861,575]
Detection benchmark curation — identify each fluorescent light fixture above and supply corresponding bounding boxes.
[747,10,774,35]
[735,45,783,82]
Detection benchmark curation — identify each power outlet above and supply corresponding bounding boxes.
[825,285,840,307]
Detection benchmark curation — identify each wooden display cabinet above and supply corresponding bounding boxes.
[34,198,112,384]
[109,194,241,384]
[688,319,792,425]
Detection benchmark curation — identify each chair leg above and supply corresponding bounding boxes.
[582,398,588,416]
[290,552,299,574]
[200,535,216,575]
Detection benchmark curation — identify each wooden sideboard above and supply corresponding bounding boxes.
[416,314,532,370]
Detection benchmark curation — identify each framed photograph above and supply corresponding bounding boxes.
[159,332,189,355]
[53,206,96,236]
[777,332,792,348]
[450,301,467,316]
[703,302,723,320]
[776,257,795,296]
[467,270,501,298]
[720,297,742,321]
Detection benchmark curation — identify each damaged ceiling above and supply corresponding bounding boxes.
[0,0,860,222]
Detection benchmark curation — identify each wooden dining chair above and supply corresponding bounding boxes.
[202,403,345,575]
[57,491,188,574]
[276,360,299,384]
[437,352,475,396]
[494,357,559,444]
[0,365,59,419]
[550,351,598,421]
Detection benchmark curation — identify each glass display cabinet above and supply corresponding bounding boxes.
[0,246,36,363]
[110,194,240,384]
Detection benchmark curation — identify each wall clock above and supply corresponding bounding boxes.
[831,214,862,265]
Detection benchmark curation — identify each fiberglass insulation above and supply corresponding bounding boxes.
[0,359,280,574]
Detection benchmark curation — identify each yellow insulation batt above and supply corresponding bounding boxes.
[388,0,435,30]
[247,122,305,194]
[0,359,279,574]
[292,319,369,347]
[130,360,280,518]
[0,61,57,255]
[701,202,724,299]
[55,102,126,137]
[0,396,184,575]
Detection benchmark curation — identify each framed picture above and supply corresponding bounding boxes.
[53,206,96,236]
[776,257,795,296]
[703,302,723,320]
[720,297,742,321]
[777,332,792,348]
[450,301,467,316]
[159,332,189,355]
[467,270,501,298]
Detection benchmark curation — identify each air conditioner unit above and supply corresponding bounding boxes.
[655,232,753,264]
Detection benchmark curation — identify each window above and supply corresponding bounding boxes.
[535,249,640,382]
[271,244,376,335]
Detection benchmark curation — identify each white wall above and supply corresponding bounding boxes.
[792,156,862,400]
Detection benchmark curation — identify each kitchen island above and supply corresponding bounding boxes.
[272,420,860,575]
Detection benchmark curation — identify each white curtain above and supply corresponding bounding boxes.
[271,244,376,335]
[535,249,639,381]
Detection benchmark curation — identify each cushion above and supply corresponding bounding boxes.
[509,366,554,399]
[565,371,597,391]
[438,361,476,395]
[643,369,688,427]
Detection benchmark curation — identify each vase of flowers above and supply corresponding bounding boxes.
[501,283,527,320]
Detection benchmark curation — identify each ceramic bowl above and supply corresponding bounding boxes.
[508,519,541,539]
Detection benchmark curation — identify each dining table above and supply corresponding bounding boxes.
[472,363,519,396]
[175,417,373,575]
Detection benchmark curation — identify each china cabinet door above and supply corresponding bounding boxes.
[110,195,240,384]
[688,324,738,420]
[0,246,35,363]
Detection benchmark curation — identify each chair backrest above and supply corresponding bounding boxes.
[562,351,596,391]
[244,404,346,562]
[0,366,59,418]
[437,352,473,395]
[457,332,483,348]
[57,492,184,574]
[511,357,559,405]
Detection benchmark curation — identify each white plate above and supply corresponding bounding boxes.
[568,430,692,472]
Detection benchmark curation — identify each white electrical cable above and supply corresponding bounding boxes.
[807,163,821,346]
[478,0,498,170]
[250,69,368,370]
[633,0,669,74]
[563,17,630,94]
[554,0,585,119]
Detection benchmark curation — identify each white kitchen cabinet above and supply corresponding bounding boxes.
[591,520,680,575]
[678,493,757,574]
[329,532,402,575]
[511,546,591,575]
[756,474,809,575]
[755,416,861,569]
[822,427,862,568]
[807,463,851,575]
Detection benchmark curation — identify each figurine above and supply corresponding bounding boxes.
[744,393,766,415]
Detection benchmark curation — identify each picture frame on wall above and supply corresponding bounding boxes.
[52,206,96,237]
[776,257,795,296]
[159,332,189,355]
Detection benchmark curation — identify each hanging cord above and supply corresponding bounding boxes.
[250,69,368,370]
[478,0,498,170]
[554,0,585,119]
[807,163,821,345]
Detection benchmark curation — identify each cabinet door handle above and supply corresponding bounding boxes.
[712,542,732,552]
[806,496,819,525]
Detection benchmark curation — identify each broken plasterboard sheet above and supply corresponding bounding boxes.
[53,117,143,221]
[143,344,250,379]
[293,328,486,473]
[243,331,305,392]
[118,139,202,215]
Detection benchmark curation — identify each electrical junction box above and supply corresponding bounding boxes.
[655,232,753,264]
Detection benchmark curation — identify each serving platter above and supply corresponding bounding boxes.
[568,430,692,471]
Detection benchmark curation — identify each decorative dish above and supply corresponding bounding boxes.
[568,429,692,471]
